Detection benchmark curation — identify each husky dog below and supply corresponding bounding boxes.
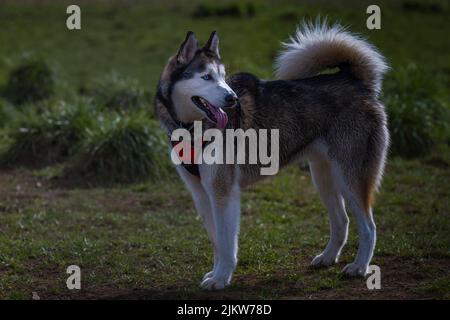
[155,22,389,290]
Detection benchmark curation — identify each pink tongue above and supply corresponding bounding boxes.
[212,107,228,129]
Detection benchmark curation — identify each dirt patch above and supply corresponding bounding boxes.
[0,168,190,216]
[29,256,450,300]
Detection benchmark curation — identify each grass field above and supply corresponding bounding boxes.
[0,0,449,299]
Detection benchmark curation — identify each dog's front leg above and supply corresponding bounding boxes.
[177,167,218,278]
[200,179,241,290]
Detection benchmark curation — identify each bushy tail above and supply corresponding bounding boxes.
[275,20,388,95]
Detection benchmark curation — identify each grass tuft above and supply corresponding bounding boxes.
[69,112,171,183]
[384,64,449,158]
[80,74,151,114]
[0,100,93,167]
[3,60,55,106]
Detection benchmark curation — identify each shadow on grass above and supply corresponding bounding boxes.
[46,169,177,190]
[90,256,450,300]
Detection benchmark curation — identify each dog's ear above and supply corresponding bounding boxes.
[176,31,198,65]
[204,31,220,58]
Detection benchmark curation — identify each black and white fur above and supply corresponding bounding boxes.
[156,22,389,290]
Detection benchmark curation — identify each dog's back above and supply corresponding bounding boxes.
[228,22,389,210]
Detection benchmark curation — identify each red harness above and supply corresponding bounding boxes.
[170,139,206,178]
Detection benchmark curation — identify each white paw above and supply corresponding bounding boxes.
[202,270,214,282]
[311,253,338,267]
[200,276,230,291]
[342,262,368,277]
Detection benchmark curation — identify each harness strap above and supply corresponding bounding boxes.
[170,139,206,178]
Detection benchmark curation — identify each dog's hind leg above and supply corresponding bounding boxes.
[341,192,376,277]
[332,163,377,277]
[309,156,349,267]
[177,167,218,280]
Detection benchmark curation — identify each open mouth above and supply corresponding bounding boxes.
[191,96,228,129]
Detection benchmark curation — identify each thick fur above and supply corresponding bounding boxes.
[275,21,388,95]
[156,22,389,290]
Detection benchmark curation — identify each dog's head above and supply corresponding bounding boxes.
[158,31,238,128]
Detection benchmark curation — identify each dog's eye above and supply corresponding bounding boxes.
[201,74,212,81]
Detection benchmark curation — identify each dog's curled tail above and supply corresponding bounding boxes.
[275,21,388,95]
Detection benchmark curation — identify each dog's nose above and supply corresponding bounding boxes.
[224,93,238,107]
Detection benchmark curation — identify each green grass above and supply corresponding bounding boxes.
[0,0,449,299]
[68,112,171,183]
[80,73,152,113]
[3,60,55,105]
[0,1,448,98]
[0,156,448,299]
[1,100,93,167]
